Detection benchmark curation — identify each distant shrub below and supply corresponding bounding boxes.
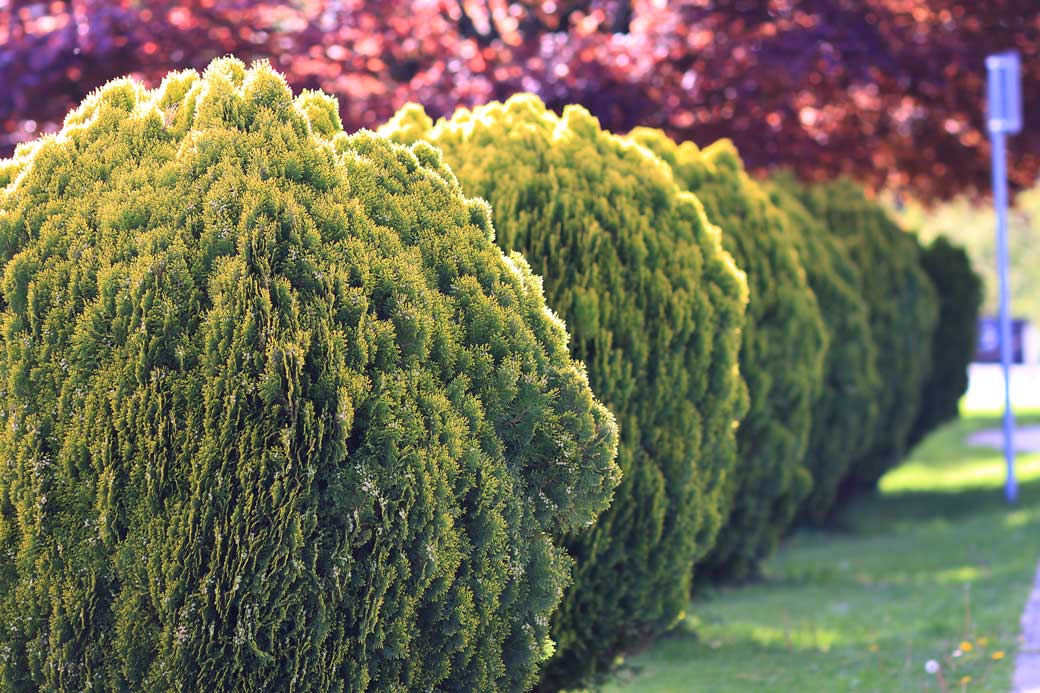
[910,236,983,446]
[0,60,620,692]
[786,179,939,493]
[765,177,882,524]
[890,187,1040,330]
[381,95,748,690]
[629,130,827,580]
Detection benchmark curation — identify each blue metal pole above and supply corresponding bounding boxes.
[991,130,1017,504]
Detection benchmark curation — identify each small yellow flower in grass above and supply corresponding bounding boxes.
[992,650,1006,660]
[960,675,972,684]
[868,643,879,653]
[960,640,973,652]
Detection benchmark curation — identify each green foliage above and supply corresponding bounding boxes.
[786,179,939,492]
[765,177,882,524]
[0,59,620,692]
[910,236,983,446]
[381,95,748,690]
[629,130,827,579]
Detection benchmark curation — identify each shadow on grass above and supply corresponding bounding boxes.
[834,474,1040,534]
[824,411,1040,534]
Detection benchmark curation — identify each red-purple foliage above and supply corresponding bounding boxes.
[1,0,1036,198]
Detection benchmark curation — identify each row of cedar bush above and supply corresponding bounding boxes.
[0,59,981,691]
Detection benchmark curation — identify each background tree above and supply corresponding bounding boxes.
[2,0,1037,198]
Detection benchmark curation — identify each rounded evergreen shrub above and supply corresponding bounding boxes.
[629,130,827,580]
[785,179,939,492]
[765,177,882,524]
[0,59,621,692]
[381,95,748,690]
[909,236,982,446]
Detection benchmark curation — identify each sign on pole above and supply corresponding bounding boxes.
[987,52,1023,134]
[985,50,1022,504]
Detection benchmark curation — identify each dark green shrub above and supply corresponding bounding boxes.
[0,59,621,692]
[785,179,939,492]
[909,236,982,446]
[629,130,827,580]
[765,177,882,524]
[381,95,748,690]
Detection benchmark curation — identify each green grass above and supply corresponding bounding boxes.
[596,410,1040,692]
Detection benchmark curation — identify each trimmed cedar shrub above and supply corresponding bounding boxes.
[381,95,748,690]
[0,59,621,692]
[909,236,983,446]
[629,129,827,580]
[765,177,882,524]
[786,179,939,493]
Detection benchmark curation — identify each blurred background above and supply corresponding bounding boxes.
[1,2,1036,191]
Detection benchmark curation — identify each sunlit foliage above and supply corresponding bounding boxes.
[381,94,749,690]
[0,59,619,692]
[629,129,827,579]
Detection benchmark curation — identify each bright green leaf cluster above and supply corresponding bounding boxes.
[0,59,620,692]
[629,130,828,580]
[381,95,749,690]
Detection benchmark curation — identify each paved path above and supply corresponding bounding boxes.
[967,425,1040,453]
[1014,561,1040,692]
[965,424,1040,690]
[964,364,1040,411]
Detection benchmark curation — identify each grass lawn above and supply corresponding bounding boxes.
[597,410,1040,692]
